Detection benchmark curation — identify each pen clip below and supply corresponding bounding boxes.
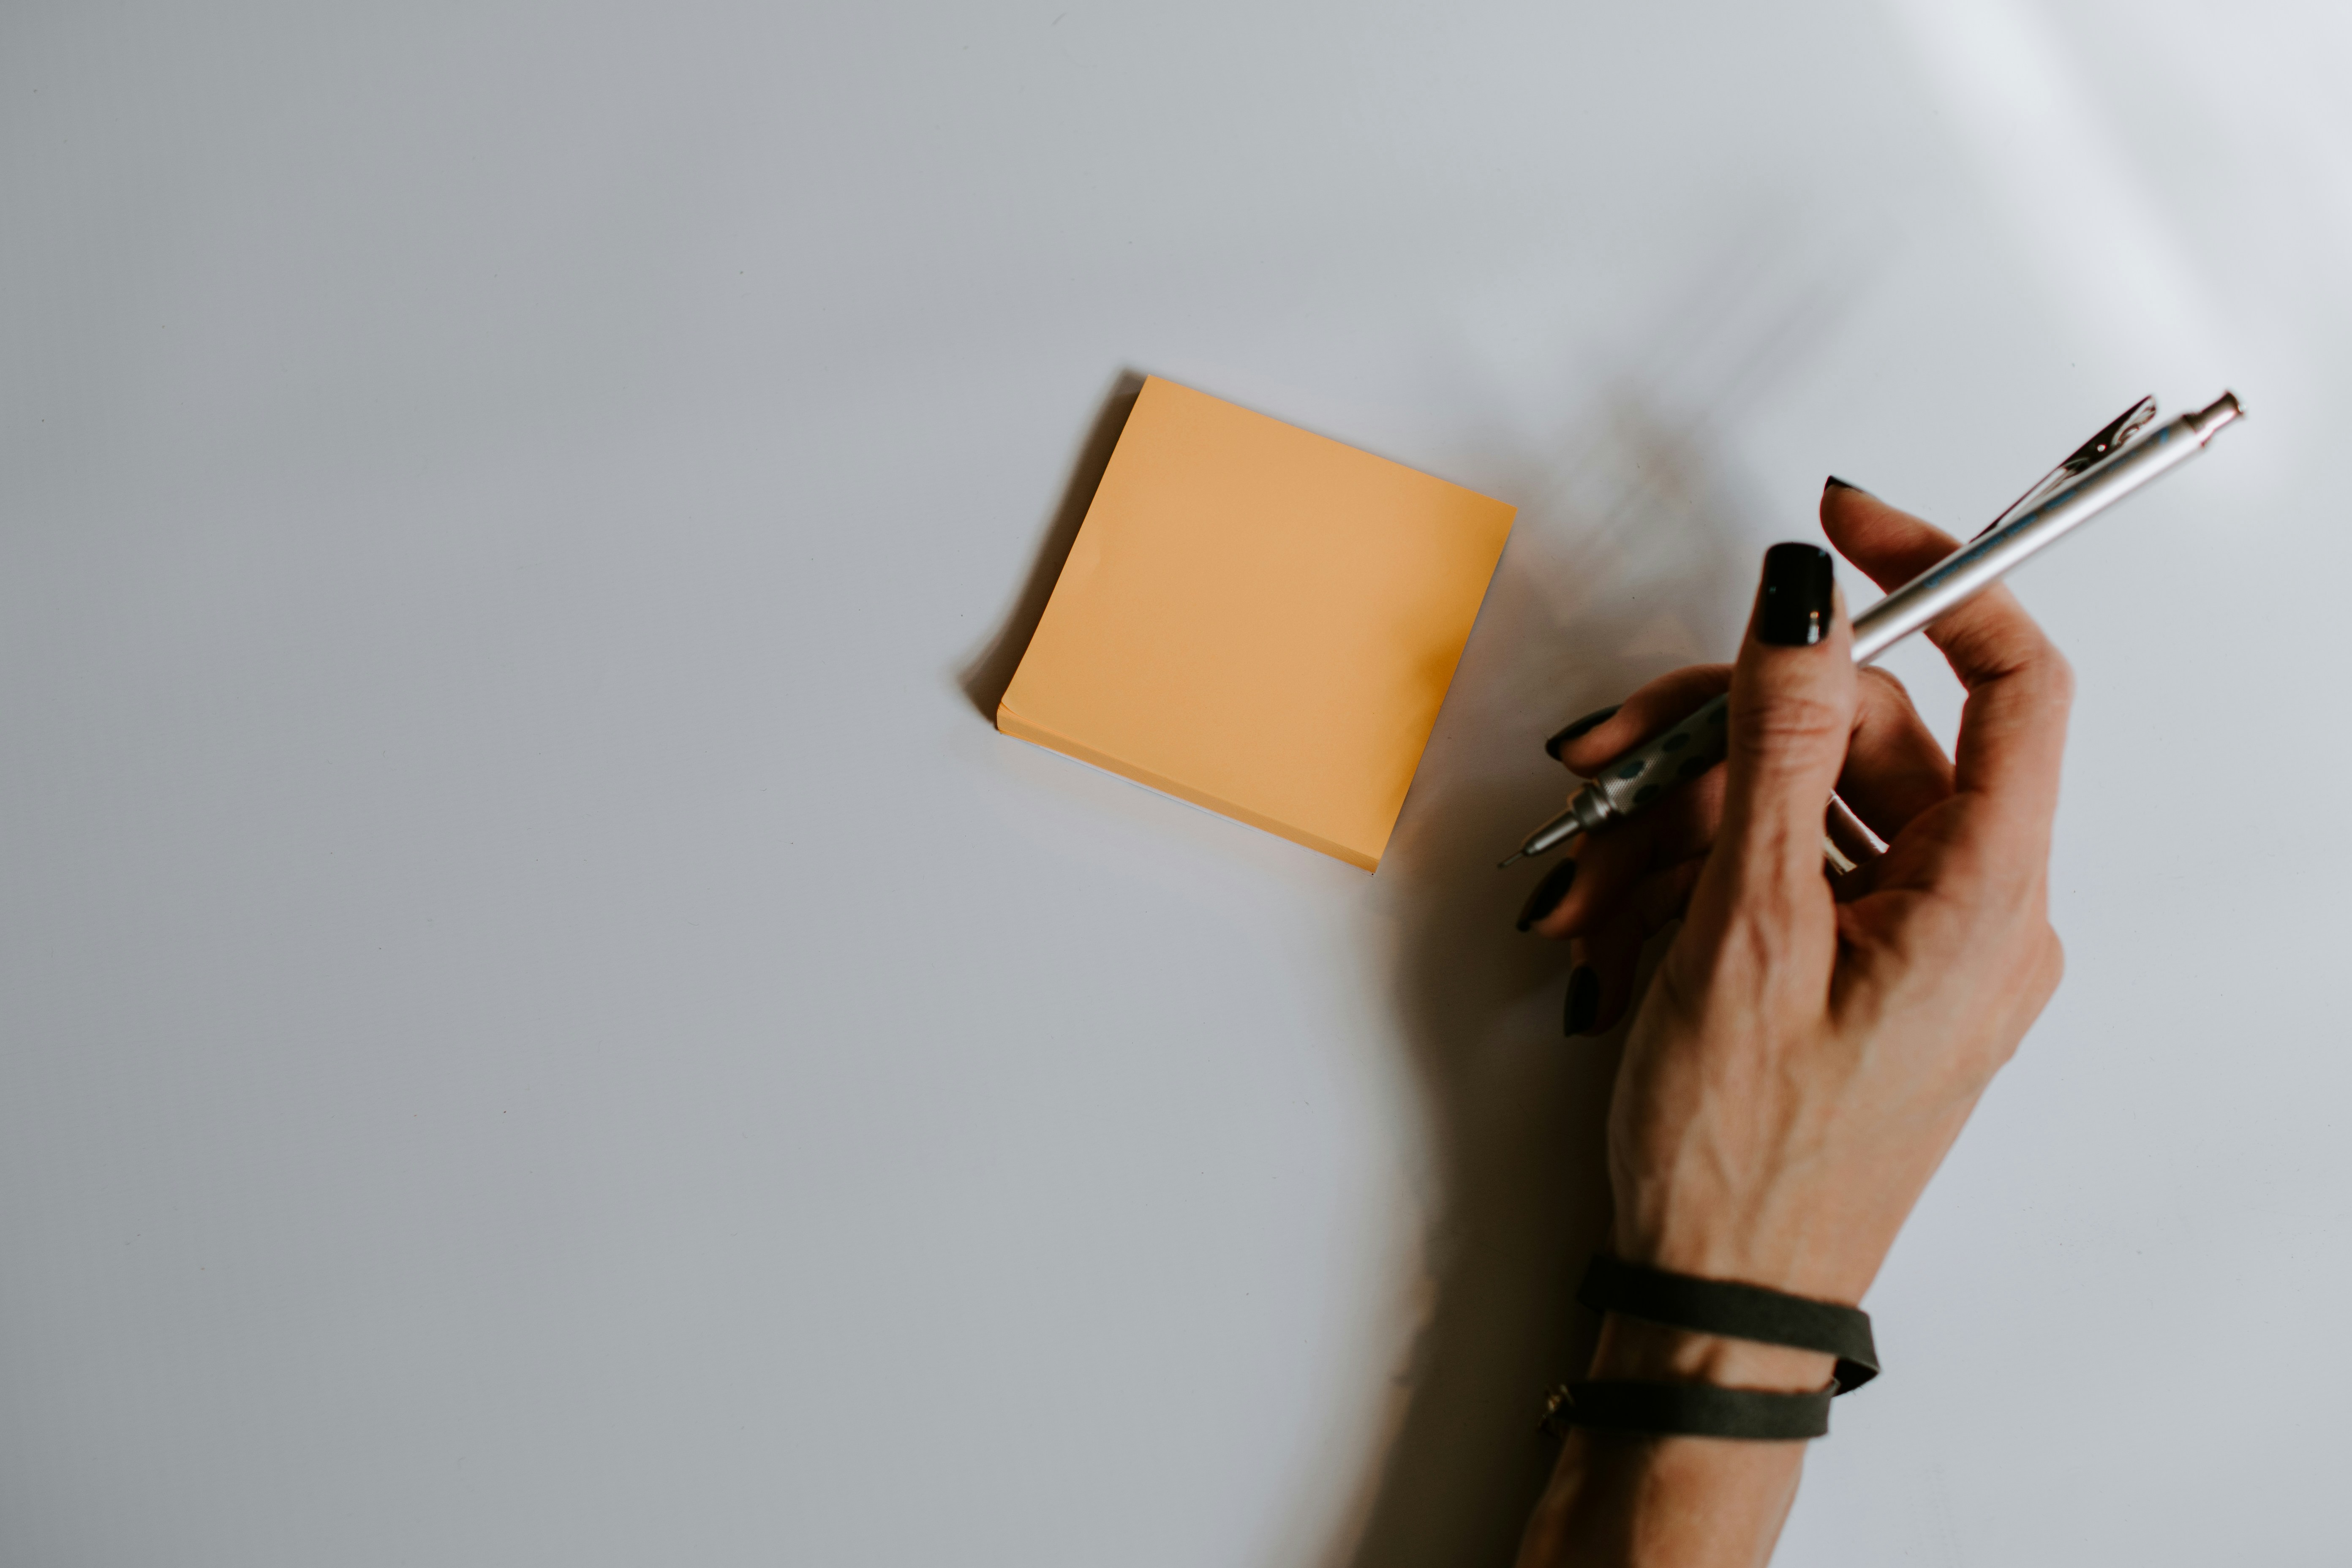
[1971,395,2159,539]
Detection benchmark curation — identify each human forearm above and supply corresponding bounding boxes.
[1517,488,2072,1560]
[1516,1322,1829,1567]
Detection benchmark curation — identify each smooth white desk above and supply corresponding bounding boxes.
[5,3,2347,1562]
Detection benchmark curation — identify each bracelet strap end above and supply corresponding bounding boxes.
[1576,1254,1880,1394]
[1549,1254,1884,1441]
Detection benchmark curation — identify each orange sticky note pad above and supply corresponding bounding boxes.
[997,377,1515,871]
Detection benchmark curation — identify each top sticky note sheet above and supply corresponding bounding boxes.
[996,377,1515,871]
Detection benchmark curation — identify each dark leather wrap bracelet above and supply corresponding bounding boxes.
[1551,1255,1880,1441]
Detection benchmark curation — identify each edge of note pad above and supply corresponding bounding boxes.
[996,377,1514,871]
[995,699,1385,869]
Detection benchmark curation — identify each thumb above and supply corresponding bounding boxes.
[1713,542,1855,904]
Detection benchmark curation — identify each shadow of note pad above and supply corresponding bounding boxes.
[997,376,1516,871]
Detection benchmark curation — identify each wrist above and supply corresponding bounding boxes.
[1613,1194,1886,1308]
[1587,1313,1837,1394]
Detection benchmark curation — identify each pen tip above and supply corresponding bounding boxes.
[1496,851,1526,871]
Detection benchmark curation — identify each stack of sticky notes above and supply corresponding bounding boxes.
[997,376,1515,871]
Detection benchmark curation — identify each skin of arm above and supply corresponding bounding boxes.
[1514,485,2075,1567]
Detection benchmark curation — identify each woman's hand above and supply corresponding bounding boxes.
[1516,482,2074,1565]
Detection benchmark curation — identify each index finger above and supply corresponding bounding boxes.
[1821,482,2075,858]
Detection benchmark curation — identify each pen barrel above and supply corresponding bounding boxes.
[1551,422,2202,838]
[1570,692,1734,828]
[1848,410,2219,664]
[1554,417,2209,839]
[1522,393,2239,861]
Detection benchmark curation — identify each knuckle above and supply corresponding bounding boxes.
[2040,925,2067,991]
[1731,689,1849,767]
[1854,665,1927,732]
[1947,612,2075,704]
[1980,923,2066,1070]
[2043,647,2077,708]
[1857,664,1912,703]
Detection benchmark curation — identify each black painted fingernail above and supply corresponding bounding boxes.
[1563,967,1601,1035]
[1515,859,1578,931]
[1824,475,1869,495]
[1757,542,1835,647]
[1544,705,1621,760]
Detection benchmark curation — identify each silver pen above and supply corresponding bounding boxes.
[1498,391,2245,870]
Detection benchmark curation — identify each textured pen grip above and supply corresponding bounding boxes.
[1586,693,1731,819]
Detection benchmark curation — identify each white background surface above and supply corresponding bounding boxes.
[4,3,2348,1563]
